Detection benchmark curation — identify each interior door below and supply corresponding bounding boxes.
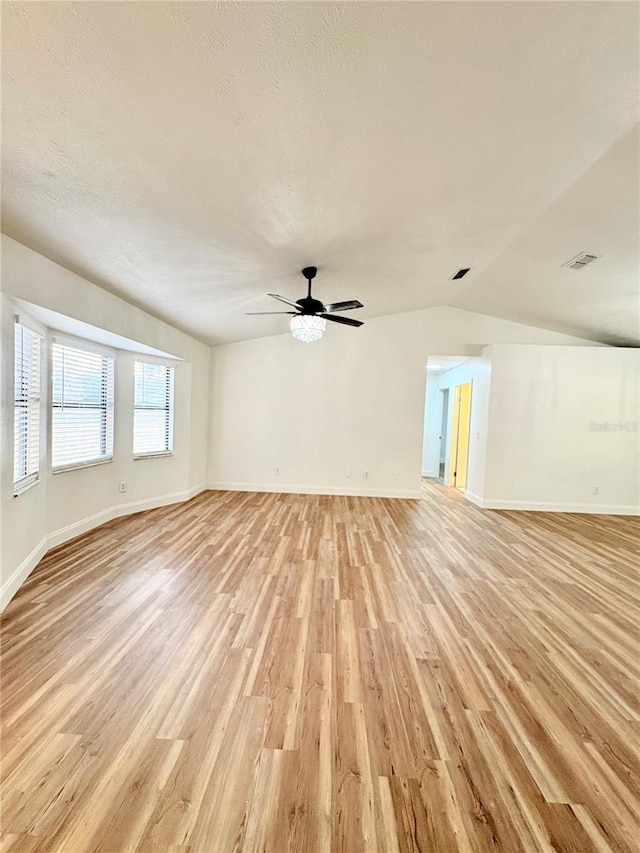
[448,382,472,490]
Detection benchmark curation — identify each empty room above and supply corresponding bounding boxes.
[1,2,639,851]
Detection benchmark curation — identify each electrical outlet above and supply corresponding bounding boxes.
[274,467,280,476]
[363,470,369,479]
[345,469,352,478]
[119,481,127,493]
[391,470,399,481]
[592,485,600,494]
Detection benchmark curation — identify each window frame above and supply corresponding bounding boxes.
[13,317,43,496]
[133,360,175,460]
[50,336,116,474]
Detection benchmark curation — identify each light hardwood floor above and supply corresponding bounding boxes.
[1,482,639,852]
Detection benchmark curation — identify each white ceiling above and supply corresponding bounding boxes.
[2,2,639,345]
[426,356,472,374]
[453,126,639,345]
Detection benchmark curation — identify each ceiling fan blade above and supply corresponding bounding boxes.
[245,311,297,315]
[322,300,363,312]
[320,313,364,328]
[268,293,300,309]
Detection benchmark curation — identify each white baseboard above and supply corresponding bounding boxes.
[207,481,421,500]
[464,491,486,508]
[47,507,118,550]
[188,482,207,499]
[461,490,639,515]
[114,489,193,518]
[0,536,48,613]
[1,486,208,613]
[480,498,639,515]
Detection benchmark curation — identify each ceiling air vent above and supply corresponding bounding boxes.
[450,267,471,280]
[562,252,599,270]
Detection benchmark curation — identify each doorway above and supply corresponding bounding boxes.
[448,382,472,490]
[438,388,449,480]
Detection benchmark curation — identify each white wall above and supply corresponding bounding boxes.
[207,307,595,499]
[43,344,193,539]
[1,236,210,609]
[483,345,640,513]
[421,352,492,503]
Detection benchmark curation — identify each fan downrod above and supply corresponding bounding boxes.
[299,266,321,307]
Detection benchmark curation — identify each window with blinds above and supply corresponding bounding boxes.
[14,321,42,492]
[52,341,115,470]
[133,362,174,457]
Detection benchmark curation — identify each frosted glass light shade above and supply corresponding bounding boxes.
[290,314,326,343]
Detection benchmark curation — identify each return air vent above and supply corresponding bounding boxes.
[450,267,471,281]
[562,252,600,270]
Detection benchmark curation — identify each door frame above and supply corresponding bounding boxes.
[438,387,449,481]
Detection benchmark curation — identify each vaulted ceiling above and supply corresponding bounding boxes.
[3,2,638,345]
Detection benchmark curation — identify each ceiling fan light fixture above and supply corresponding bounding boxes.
[290,314,326,343]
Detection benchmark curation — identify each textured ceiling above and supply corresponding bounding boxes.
[2,1,639,345]
[453,126,640,346]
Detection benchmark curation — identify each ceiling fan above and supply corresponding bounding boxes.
[246,266,364,342]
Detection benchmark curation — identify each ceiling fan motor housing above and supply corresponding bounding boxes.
[296,296,325,314]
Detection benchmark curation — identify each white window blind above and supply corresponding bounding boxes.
[133,362,174,457]
[52,341,114,470]
[14,321,42,491]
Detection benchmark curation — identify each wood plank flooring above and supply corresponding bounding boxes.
[1,481,639,852]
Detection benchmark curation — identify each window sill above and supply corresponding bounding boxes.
[13,476,39,497]
[133,452,174,461]
[52,458,113,475]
